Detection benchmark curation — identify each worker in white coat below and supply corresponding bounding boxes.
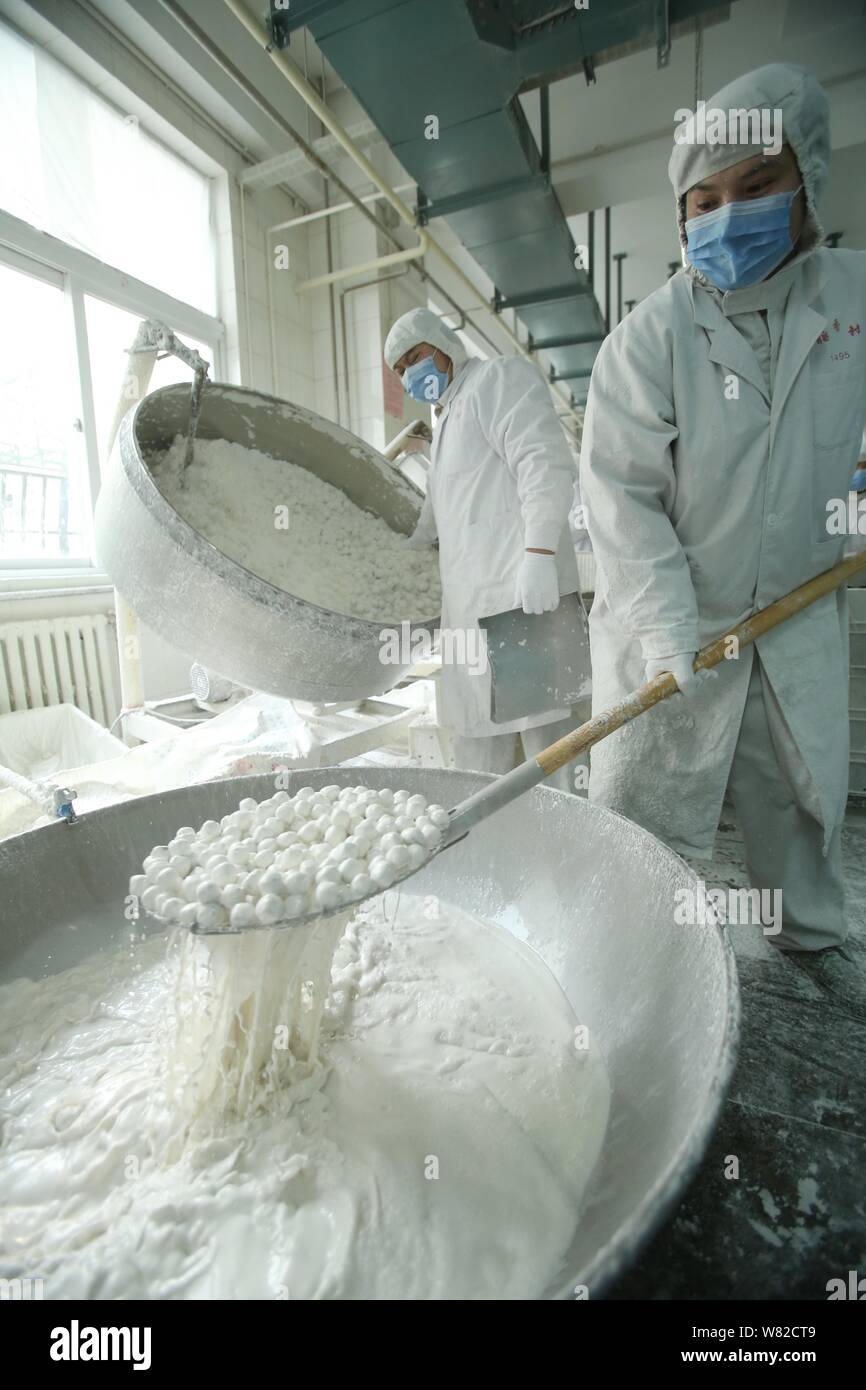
[383,307,590,793]
[580,64,866,953]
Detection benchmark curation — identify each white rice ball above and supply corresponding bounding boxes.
[259,869,286,896]
[368,857,395,888]
[349,872,374,898]
[315,881,342,911]
[196,902,228,931]
[230,901,257,930]
[256,894,285,925]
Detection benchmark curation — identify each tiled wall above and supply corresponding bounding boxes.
[213,173,317,409]
[310,207,381,442]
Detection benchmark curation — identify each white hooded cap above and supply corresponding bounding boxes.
[383,307,468,372]
[668,63,830,249]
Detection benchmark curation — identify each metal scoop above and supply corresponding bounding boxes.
[190,548,866,934]
[125,320,210,480]
[183,362,208,476]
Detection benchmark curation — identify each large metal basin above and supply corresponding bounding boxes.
[0,769,738,1298]
[94,385,440,702]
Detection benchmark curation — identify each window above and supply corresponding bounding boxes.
[0,263,89,562]
[0,23,216,314]
[0,21,223,585]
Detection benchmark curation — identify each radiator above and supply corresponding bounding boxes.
[576,552,596,595]
[0,615,120,728]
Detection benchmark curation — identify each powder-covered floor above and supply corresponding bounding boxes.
[610,802,866,1301]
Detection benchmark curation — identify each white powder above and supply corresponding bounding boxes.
[0,898,609,1300]
[150,435,441,622]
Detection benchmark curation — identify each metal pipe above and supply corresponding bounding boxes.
[265,225,280,396]
[224,0,415,230]
[105,321,163,721]
[539,85,550,173]
[323,184,345,422]
[0,761,56,817]
[339,280,351,430]
[298,234,429,292]
[307,44,344,426]
[381,419,433,462]
[239,183,254,383]
[604,206,611,332]
[270,183,416,233]
[158,0,419,256]
[587,210,595,290]
[613,251,627,325]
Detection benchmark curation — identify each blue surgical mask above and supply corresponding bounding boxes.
[685,185,802,291]
[402,355,449,403]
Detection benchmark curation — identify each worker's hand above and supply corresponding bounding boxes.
[644,652,700,698]
[516,552,560,615]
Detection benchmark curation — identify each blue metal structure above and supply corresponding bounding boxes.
[272,0,731,404]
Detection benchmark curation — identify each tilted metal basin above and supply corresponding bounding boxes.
[94,385,440,702]
[0,768,738,1299]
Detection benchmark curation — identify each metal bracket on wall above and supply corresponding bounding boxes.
[494,282,593,313]
[268,0,331,47]
[549,367,593,383]
[655,0,671,68]
[268,0,292,49]
[529,332,603,351]
[416,173,551,225]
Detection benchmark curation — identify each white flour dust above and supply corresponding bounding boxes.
[0,898,609,1300]
[150,435,441,622]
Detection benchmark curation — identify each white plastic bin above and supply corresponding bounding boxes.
[0,705,126,781]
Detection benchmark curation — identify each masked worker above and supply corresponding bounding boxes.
[580,64,866,953]
[384,307,590,793]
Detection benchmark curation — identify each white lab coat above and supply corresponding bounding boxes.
[580,247,866,858]
[418,356,582,737]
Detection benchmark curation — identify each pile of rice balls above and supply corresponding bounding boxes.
[129,785,450,931]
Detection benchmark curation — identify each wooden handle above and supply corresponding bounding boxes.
[537,548,866,777]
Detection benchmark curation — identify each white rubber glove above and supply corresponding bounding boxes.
[515,552,560,615]
[644,652,699,698]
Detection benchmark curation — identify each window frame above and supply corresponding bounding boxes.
[0,208,224,596]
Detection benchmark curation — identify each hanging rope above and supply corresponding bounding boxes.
[694,18,704,113]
